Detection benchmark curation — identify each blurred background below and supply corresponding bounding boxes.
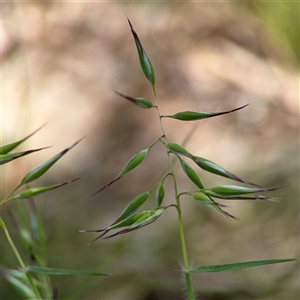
[1,1,299,299]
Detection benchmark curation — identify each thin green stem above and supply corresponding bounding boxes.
[0,218,26,269]
[1,183,21,205]
[0,217,43,300]
[154,105,195,300]
[172,179,195,299]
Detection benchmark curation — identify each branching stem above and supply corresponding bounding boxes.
[154,104,195,300]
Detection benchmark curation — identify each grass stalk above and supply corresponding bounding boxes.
[154,104,195,299]
[175,195,194,299]
[0,217,43,300]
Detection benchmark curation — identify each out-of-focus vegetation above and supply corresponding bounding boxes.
[1,2,299,299]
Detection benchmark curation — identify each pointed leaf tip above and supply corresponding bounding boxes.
[190,259,296,273]
[0,123,48,154]
[19,138,83,186]
[0,147,50,165]
[90,178,120,196]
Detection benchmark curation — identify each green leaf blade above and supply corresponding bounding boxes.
[190,259,296,273]
[28,266,109,276]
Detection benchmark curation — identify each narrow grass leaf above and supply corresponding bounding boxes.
[180,158,204,189]
[0,147,49,165]
[192,156,259,187]
[19,138,83,186]
[0,123,46,154]
[166,143,192,158]
[112,192,150,225]
[28,266,109,276]
[155,182,165,208]
[163,104,249,121]
[115,91,153,109]
[189,259,296,273]
[127,16,156,94]
[3,178,80,204]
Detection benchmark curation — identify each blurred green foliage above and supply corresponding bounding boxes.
[248,1,299,62]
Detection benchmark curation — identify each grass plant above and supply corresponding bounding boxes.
[82,17,295,299]
[0,134,108,299]
[0,16,296,300]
